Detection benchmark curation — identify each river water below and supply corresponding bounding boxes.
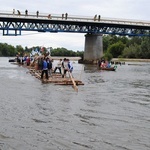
[0,57,150,150]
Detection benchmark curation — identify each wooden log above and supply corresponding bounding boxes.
[55,82,84,85]
[68,72,78,92]
[28,68,83,86]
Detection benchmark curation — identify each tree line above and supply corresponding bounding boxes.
[0,35,150,60]
[103,35,150,60]
[0,44,84,58]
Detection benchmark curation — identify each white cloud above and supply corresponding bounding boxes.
[0,0,149,51]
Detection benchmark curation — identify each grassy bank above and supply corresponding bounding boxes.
[112,58,150,62]
[40,56,150,62]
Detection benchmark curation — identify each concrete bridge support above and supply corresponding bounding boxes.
[83,33,103,64]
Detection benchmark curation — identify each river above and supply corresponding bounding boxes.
[0,57,150,150]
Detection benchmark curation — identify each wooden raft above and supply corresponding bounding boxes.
[29,69,84,86]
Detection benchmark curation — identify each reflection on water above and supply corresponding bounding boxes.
[0,57,150,150]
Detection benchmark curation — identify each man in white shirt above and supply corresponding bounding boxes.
[53,59,62,74]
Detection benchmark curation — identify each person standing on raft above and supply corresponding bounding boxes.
[41,57,49,80]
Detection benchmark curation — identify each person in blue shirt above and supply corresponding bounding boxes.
[68,59,73,73]
[41,57,49,80]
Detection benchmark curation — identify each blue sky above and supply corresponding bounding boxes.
[0,0,149,51]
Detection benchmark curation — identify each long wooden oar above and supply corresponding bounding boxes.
[68,71,78,92]
[79,65,84,80]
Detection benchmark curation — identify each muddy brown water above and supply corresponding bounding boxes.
[0,57,150,150]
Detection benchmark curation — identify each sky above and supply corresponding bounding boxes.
[0,0,150,51]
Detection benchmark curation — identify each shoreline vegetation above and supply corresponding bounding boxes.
[52,57,150,62]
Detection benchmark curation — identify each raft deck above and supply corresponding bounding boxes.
[29,68,84,86]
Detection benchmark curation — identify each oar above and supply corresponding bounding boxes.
[79,65,84,80]
[68,71,78,92]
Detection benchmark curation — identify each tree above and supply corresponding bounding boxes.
[107,41,125,58]
[104,52,113,61]
[51,47,78,57]
[129,36,143,46]
[109,35,119,45]
[140,37,150,58]
[103,35,112,52]
[16,45,24,56]
[118,36,129,45]
[0,43,16,56]
[122,44,141,58]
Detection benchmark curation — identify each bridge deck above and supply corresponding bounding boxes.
[0,10,150,27]
[0,10,149,36]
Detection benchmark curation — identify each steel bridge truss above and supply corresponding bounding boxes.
[0,17,150,36]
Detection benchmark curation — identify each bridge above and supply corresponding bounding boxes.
[0,10,150,62]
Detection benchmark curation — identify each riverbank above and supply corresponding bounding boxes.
[112,58,150,62]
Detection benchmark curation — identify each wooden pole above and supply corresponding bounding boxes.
[79,65,84,80]
[68,71,78,92]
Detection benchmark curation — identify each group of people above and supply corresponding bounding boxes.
[40,57,73,80]
[13,9,39,17]
[16,55,32,66]
[94,15,101,21]
[62,13,68,20]
[13,9,68,20]
[40,57,52,80]
[98,59,111,68]
[13,9,99,22]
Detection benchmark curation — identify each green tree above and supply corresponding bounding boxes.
[104,52,113,61]
[103,35,112,52]
[16,45,24,56]
[107,41,125,58]
[140,38,150,58]
[51,47,77,56]
[122,44,141,58]
[109,35,118,45]
[129,36,142,45]
[118,36,129,45]
[0,43,16,56]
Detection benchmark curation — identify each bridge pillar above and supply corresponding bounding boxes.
[83,33,103,64]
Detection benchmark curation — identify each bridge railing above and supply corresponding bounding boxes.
[0,10,97,22]
[101,17,150,26]
[0,10,150,27]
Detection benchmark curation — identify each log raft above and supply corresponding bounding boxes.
[29,68,84,86]
[10,61,84,91]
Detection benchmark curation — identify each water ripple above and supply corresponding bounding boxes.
[0,58,150,150]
